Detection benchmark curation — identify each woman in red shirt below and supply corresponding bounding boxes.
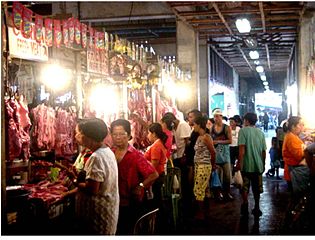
[144,122,168,208]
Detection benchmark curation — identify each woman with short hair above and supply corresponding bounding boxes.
[75,118,119,235]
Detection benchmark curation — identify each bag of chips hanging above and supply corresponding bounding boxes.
[12,2,23,30]
[45,18,53,47]
[68,17,74,44]
[81,23,87,49]
[54,20,62,48]
[74,18,81,45]
[35,14,43,43]
[21,6,32,39]
[62,19,69,46]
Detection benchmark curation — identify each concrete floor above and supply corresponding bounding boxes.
[4,130,314,235]
[176,130,314,235]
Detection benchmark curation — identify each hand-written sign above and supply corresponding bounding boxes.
[8,26,48,62]
[87,49,108,75]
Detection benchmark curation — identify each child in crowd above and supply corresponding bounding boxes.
[266,137,281,179]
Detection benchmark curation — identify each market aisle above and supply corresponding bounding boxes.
[178,129,313,235]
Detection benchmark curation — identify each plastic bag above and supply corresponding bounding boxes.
[233,170,243,187]
[210,170,222,188]
[173,175,180,191]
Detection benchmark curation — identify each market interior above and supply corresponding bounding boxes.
[1,1,315,236]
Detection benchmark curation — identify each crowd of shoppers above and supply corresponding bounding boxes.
[60,108,314,235]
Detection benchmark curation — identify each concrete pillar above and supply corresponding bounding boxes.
[199,39,209,115]
[233,69,240,115]
[176,20,199,114]
[298,12,315,128]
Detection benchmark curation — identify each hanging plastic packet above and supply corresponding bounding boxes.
[54,19,62,48]
[68,17,74,45]
[21,6,32,39]
[12,2,23,30]
[45,18,53,47]
[62,19,69,47]
[35,14,43,43]
[81,23,87,49]
[74,18,81,45]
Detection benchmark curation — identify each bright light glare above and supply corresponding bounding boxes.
[164,81,176,97]
[256,66,264,73]
[89,85,118,115]
[260,75,267,81]
[249,51,259,60]
[41,64,71,91]
[263,81,268,86]
[175,84,190,101]
[300,95,315,128]
[235,18,251,33]
[254,60,260,65]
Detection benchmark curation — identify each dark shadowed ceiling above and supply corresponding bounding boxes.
[87,1,306,92]
[5,1,308,93]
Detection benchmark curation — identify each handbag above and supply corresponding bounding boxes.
[232,170,243,187]
[210,170,222,188]
[289,165,310,194]
[215,144,229,165]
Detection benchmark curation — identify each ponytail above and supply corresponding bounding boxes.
[148,122,168,147]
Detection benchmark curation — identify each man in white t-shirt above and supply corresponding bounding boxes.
[162,112,191,165]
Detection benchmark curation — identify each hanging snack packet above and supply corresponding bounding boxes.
[45,18,53,47]
[35,14,43,43]
[68,17,74,44]
[62,19,69,46]
[21,6,32,39]
[74,18,81,45]
[81,23,87,49]
[54,20,62,48]
[12,2,23,30]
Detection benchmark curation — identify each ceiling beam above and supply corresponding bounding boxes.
[211,3,234,35]
[259,2,271,70]
[176,6,303,16]
[80,14,175,23]
[188,15,301,24]
[211,2,254,71]
[199,28,297,35]
[169,2,208,7]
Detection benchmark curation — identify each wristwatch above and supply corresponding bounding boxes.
[139,182,145,188]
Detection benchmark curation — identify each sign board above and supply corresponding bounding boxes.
[87,49,108,75]
[8,27,48,62]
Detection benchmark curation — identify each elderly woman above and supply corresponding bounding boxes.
[110,119,158,235]
[75,118,119,235]
[282,116,310,197]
